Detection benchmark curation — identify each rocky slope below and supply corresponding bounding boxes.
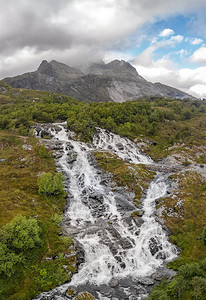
[3,59,195,102]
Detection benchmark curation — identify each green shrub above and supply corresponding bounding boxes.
[38,145,53,158]
[50,213,64,226]
[0,215,42,277]
[0,242,23,276]
[147,289,170,300]
[191,276,206,299]
[1,215,42,251]
[37,172,65,196]
[201,226,206,245]
[200,258,206,270]
[178,263,203,279]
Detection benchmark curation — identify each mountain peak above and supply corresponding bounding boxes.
[3,59,196,102]
[38,60,55,76]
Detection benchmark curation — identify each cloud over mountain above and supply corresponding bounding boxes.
[1,0,206,97]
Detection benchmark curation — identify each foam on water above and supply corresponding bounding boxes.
[35,124,177,299]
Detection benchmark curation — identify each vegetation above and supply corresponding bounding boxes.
[94,151,155,202]
[0,129,75,300]
[37,172,65,196]
[151,171,206,299]
[0,81,206,299]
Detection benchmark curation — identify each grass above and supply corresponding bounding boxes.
[158,171,206,267]
[0,130,76,300]
[94,151,155,203]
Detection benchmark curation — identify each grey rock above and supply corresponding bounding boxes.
[109,278,119,287]
[149,237,162,256]
[133,217,144,227]
[138,277,154,286]
[0,158,6,162]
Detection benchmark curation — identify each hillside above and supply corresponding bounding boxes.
[0,82,206,299]
[3,59,195,103]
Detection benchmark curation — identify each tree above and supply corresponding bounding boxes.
[1,215,42,251]
[0,242,23,276]
[38,172,65,196]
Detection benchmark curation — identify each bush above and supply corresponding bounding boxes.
[51,213,64,226]
[147,289,170,300]
[0,242,23,276]
[38,145,53,159]
[191,276,206,299]
[178,263,202,279]
[38,172,65,196]
[201,226,206,245]
[1,215,42,251]
[0,215,42,277]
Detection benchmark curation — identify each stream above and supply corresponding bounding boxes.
[34,123,177,300]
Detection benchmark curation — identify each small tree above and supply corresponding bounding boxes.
[0,242,23,276]
[38,172,65,196]
[1,215,42,251]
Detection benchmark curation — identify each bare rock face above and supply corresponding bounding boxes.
[3,59,195,102]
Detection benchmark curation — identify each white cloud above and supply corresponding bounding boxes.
[170,35,184,43]
[190,84,206,97]
[132,45,206,98]
[103,51,133,63]
[191,38,203,45]
[190,46,206,64]
[178,49,189,58]
[1,0,206,78]
[159,28,175,37]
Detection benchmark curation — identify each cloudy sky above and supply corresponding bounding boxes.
[1,0,206,98]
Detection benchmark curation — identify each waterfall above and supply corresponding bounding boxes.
[34,124,177,300]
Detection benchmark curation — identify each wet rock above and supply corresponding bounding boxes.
[120,237,134,249]
[66,151,77,163]
[109,278,119,287]
[116,143,124,150]
[149,237,162,256]
[98,284,113,297]
[115,193,135,211]
[40,129,52,138]
[151,272,164,281]
[53,151,63,159]
[138,277,154,286]
[115,255,122,262]
[133,217,144,227]
[120,262,126,269]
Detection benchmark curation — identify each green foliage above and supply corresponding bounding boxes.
[0,215,42,278]
[37,172,65,196]
[147,289,170,300]
[0,215,42,252]
[34,262,68,290]
[0,242,23,276]
[191,276,206,299]
[201,227,206,245]
[38,145,53,159]
[50,213,64,226]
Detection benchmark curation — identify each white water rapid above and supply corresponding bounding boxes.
[35,124,177,300]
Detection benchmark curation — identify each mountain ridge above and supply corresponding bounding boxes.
[3,59,196,102]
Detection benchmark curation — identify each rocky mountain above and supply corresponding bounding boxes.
[3,59,195,102]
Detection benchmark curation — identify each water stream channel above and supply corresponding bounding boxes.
[34,123,178,300]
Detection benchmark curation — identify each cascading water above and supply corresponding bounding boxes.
[34,124,177,300]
